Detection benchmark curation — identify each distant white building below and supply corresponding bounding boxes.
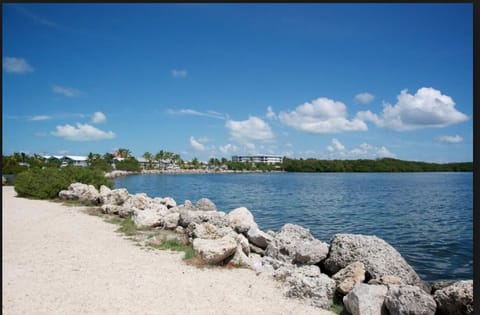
[42,155,88,167]
[231,155,283,164]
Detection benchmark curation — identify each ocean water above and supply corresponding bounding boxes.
[114,172,473,283]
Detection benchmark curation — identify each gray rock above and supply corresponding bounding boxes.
[227,207,258,233]
[100,187,129,206]
[191,222,234,240]
[59,183,101,205]
[433,280,473,315]
[161,212,180,229]
[343,283,388,315]
[100,204,123,215]
[265,223,327,264]
[385,285,436,315]
[132,204,168,228]
[332,261,366,295]
[178,209,228,228]
[193,235,237,264]
[430,280,456,294]
[249,243,265,256]
[324,234,425,290]
[161,197,177,209]
[246,227,273,249]
[294,239,329,265]
[235,233,250,255]
[368,275,404,286]
[195,198,217,211]
[285,265,336,309]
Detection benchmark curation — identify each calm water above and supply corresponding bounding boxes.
[114,172,473,282]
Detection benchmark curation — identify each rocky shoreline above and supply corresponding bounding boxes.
[58,182,473,314]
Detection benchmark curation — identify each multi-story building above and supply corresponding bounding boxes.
[231,155,283,164]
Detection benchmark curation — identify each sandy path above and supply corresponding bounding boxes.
[2,186,333,315]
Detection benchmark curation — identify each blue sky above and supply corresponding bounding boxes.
[2,3,473,162]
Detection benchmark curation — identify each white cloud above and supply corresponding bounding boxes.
[91,112,107,124]
[266,106,277,120]
[357,87,469,131]
[3,57,34,74]
[167,109,226,120]
[52,85,83,97]
[51,123,115,141]
[327,138,345,152]
[354,92,375,104]
[30,115,51,121]
[219,143,238,155]
[326,138,396,159]
[278,97,368,134]
[190,136,206,151]
[171,69,187,78]
[225,116,275,144]
[435,135,463,144]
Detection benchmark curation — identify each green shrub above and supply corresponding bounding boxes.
[115,158,141,172]
[14,166,113,199]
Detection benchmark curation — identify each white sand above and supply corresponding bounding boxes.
[2,186,334,315]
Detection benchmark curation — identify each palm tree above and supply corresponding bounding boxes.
[116,148,131,158]
[143,152,153,169]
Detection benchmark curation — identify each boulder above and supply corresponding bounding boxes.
[178,210,228,228]
[190,222,234,240]
[433,280,473,315]
[195,198,217,211]
[430,280,456,294]
[235,233,250,255]
[284,265,336,309]
[246,227,273,249]
[227,207,258,233]
[100,187,129,206]
[124,193,151,210]
[332,261,366,295]
[385,285,436,315]
[324,234,425,290]
[132,204,168,228]
[265,223,327,264]
[59,183,101,205]
[100,204,123,215]
[193,235,237,265]
[294,239,329,265]
[162,197,177,209]
[343,283,388,315]
[249,243,265,256]
[368,275,404,286]
[161,212,180,229]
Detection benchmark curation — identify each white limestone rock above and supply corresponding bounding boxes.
[343,283,388,315]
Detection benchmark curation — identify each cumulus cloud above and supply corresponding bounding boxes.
[278,97,368,134]
[51,123,115,141]
[3,57,34,74]
[167,109,226,120]
[326,138,396,159]
[190,136,206,151]
[356,87,469,131]
[435,135,463,144]
[225,116,275,145]
[266,106,277,120]
[219,143,239,155]
[327,138,345,152]
[91,111,107,124]
[354,92,375,104]
[171,69,187,78]
[52,85,83,97]
[30,115,51,121]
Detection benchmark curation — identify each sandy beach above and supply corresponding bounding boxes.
[2,186,333,315]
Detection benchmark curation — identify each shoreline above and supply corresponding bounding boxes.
[2,186,331,315]
[105,169,285,178]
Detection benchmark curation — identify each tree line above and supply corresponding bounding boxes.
[282,158,473,172]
